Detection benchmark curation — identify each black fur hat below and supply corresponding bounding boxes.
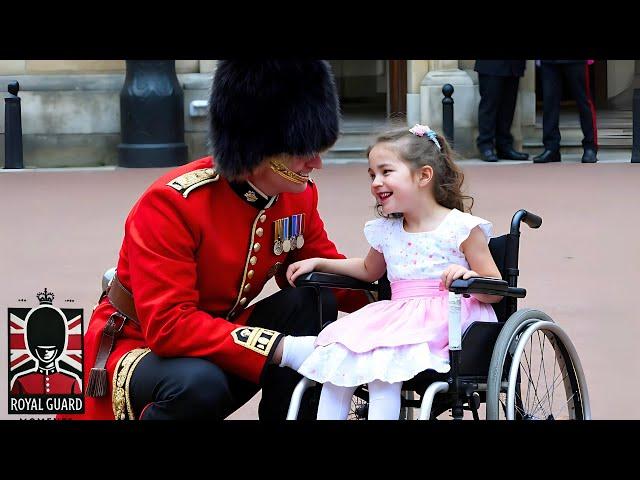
[208,60,340,179]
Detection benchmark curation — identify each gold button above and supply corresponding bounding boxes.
[248,270,254,279]
[253,243,261,252]
[260,215,267,223]
[250,256,257,265]
[256,228,264,237]
[239,297,247,306]
[244,284,251,292]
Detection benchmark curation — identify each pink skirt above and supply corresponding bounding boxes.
[298,279,497,386]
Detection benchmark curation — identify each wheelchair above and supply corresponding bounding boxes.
[286,209,591,420]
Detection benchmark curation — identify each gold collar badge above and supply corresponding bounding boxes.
[244,190,258,202]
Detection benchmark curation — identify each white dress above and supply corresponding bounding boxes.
[298,209,498,387]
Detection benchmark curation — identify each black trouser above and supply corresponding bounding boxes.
[540,62,598,151]
[476,74,520,152]
[129,286,337,420]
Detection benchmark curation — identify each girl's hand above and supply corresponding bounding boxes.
[287,258,321,287]
[440,264,479,290]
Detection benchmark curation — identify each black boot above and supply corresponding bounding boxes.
[496,147,529,161]
[533,150,561,163]
[479,149,499,162]
[581,148,598,163]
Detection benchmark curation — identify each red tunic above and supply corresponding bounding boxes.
[12,369,81,395]
[73,156,366,419]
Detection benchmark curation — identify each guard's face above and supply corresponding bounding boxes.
[368,144,417,215]
[35,346,59,363]
[250,153,323,196]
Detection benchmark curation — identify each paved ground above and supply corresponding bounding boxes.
[1,157,638,419]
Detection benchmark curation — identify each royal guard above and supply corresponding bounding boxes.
[62,60,368,420]
[11,289,81,395]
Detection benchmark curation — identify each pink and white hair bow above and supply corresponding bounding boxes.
[409,124,441,151]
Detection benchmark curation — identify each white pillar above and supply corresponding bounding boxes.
[406,60,429,127]
[420,60,477,156]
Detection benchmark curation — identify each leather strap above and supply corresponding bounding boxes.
[107,273,139,327]
[87,273,139,390]
[93,312,127,371]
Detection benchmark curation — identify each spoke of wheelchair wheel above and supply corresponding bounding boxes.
[530,378,575,418]
[538,332,551,415]
[518,365,548,419]
[522,342,540,415]
[543,370,574,411]
[539,333,570,418]
[535,332,548,414]
[524,363,572,419]
[551,346,559,413]
[519,336,557,419]
[521,343,533,413]
[527,333,544,414]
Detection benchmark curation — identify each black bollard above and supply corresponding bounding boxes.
[118,60,188,168]
[632,88,640,163]
[442,84,454,145]
[4,81,24,169]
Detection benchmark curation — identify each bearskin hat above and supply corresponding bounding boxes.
[208,60,340,179]
[26,306,67,357]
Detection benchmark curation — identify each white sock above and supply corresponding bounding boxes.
[279,335,317,371]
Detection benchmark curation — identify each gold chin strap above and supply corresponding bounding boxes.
[269,159,308,185]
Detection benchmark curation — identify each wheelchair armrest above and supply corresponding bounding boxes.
[294,272,378,292]
[449,277,526,298]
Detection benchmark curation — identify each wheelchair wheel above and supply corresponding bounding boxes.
[486,309,591,420]
[348,386,369,420]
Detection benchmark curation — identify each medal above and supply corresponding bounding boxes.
[282,217,291,253]
[273,219,283,255]
[296,214,305,249]
[274,240,283,256]
[290,214,298,251]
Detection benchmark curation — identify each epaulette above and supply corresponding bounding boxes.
[166,168,219,198]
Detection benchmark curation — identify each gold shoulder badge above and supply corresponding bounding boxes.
[167,168,219,198]
[231,327,280,356]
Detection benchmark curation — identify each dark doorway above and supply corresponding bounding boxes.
[388,60,407,119]
[329,60,387,116]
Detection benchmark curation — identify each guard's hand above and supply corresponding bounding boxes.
[287,258,320,287]
[440,264,479,290]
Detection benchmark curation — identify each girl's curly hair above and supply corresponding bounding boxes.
[367,127,473,218]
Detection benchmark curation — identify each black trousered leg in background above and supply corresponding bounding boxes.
[541,62,597,151]
[477,74,519,151]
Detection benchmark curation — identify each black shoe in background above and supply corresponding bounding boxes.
[496,147,530,161]
[533,149,561,163]
[581,148,598,163]
[479,149,499,162]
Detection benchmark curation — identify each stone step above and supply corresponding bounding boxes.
[523,127,632,151]
[325,128,377,159]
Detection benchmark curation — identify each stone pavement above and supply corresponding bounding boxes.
[1,158,638,419]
